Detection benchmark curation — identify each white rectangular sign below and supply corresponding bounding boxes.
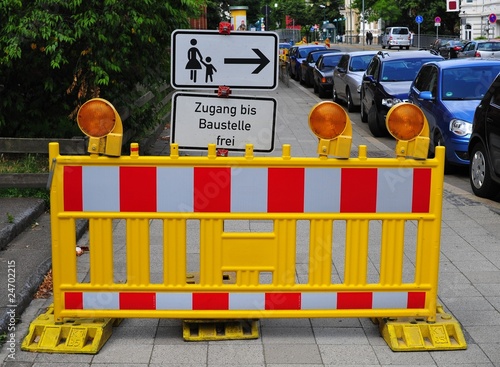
[171,30,279,90]
[171,93,276,152]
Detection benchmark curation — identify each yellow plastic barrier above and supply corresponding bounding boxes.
[22,101,466,353]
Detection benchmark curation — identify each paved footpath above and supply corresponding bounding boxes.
[1,73,500,367]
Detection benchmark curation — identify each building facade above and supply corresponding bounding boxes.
[459,0,499,40]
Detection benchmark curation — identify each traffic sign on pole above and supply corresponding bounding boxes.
[171,93,277,152]
[171,30,279,90]
[489,14,497,23]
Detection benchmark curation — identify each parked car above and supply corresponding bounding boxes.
[333,50,377,111]
[468,72,500,198]
[457,40,500,58]
[288,44,328,81]
[429,38,463,59]
[381,26,411,50]
[429,38,453,55]
[312,52,343,98]
[300,49,338,87]
[360,50,444,137]
[409,59,500,171]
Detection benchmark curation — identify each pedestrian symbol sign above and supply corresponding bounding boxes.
[171,30,279,90]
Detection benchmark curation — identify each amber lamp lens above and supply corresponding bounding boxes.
[77,99,116,138]
[308,102,347,139]
[387,104,425,141]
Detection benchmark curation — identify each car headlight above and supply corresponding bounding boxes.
[449,119,472,136]
[382,98,403,108]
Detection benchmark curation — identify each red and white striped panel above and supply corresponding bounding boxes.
[62,166,432,213]
[64,291,426,311]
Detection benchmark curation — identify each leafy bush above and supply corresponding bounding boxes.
[0,0,202,138]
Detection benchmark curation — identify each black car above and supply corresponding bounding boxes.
[360,50,444,137]
[288,44,328,81]
[312,52,343,98]
[468,72,500,199]
[300,49,338,87]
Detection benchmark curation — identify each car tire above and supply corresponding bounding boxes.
[333,86,340,103]
[367,106,386,137]
[360,91,368,122]
[382,45,386,49]
[346,88,355,112]
[469,142,500,198]
[313,81,318,93]
[406,46,409,50]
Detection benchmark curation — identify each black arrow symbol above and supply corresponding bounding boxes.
[223,48,270,74]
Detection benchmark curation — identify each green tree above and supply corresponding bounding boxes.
[0,0,203,138]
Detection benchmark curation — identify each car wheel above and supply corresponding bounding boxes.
[388,46,391,50]
[406,46,409,50]
[313,81,318,93]
[431,132,455,174]
[346,88,355,112]
[299,70,304,84]
[333,86,340,103]
[382,45,386,49]
[360,91,368,122]
[367,106,387,137]
[288,65,293,78]
[469,142,500,198]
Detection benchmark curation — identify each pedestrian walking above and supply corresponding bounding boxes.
[366,31,373,45]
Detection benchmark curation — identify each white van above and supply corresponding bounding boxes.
[381,27,411,50]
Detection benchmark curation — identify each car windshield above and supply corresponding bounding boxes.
[442,65,500,100]
[349,56,372,71]
[311,52,328,62]
[381,58,436,82]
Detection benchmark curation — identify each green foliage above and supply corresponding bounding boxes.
[0,0,203,138]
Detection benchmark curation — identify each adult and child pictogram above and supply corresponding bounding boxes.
[185,38,217,83]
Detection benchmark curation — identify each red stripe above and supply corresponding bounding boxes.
[119,292,156,310]
[412,168,431,212]
[193,293,229,310]
[120,167,157,212]
[265,293,301,310]
[337,292,373,309]
[65,292,83,309]
[193,167,231,212]
[407,292,426,308]
[268,168,305,212]
[340,168,377,212]
[63,166,83,211]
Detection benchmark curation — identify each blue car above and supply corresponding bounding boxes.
[288,44,327,81]
[409,58,500,170]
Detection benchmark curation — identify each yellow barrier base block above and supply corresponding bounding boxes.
[183,319,260,341]
[378,308,467,351]
[21,306,120,354]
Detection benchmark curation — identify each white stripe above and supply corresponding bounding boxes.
[301,292,337,309]
[156,292,192,310]
[231,168,268,212]
[372,292,408,309]
[229,293,265,310]
[83,166,120,212]
[157,168,194,212]
[304,168,341,212]
[83,292,119,310]
[376,168,413,212]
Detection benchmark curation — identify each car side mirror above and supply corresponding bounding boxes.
[419,91,433,100]
[363,75,375,83]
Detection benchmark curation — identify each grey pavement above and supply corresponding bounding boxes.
[2,52,500,366]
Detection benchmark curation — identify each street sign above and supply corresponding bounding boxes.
[415,15,423,24]
[171,30,279,90]
[435,16,441,23]
[489,13,497,23]
[171,92,277,152]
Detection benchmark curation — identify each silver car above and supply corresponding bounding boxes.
[332,51,377,111]
[457,40,500,58]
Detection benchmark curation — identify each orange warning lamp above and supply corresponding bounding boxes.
[308,101,352,158]
[77,98,123,157]
[386,102,430,159]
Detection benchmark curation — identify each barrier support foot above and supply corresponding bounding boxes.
[377,306,467,351]
[21,305,120,354]
[183,319,260,341]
